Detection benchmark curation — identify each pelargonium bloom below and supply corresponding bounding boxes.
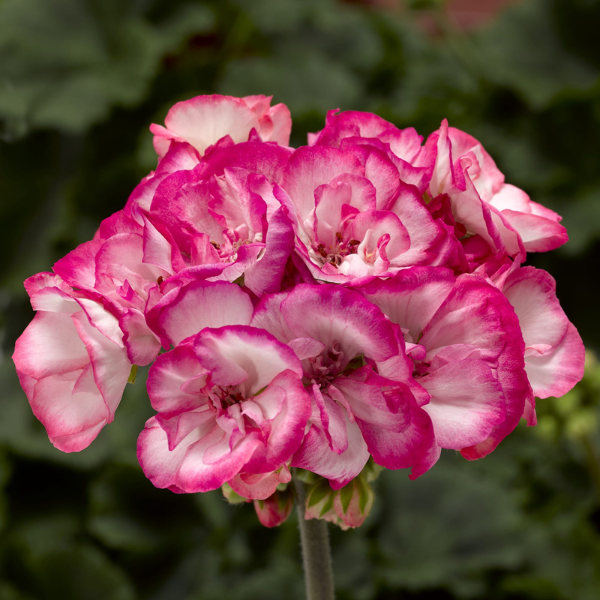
[52,142,295,366]
[150,94,292,157]
[12,273,132,451]
[360,267,533,459]
[418,121,568,273]
[252,283,437,487]
[52,210,165,367]
[137,281,311,497]
[147,140,295,295]
[10,94,585,534]
[277,145,463,283]
[501,266,585,407]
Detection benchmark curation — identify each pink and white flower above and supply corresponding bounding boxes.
[12,274,132,452]
[147,141,295,295]
[276,143,462,284]
[138,326,310,496]
[137,280,311,496]
[150,94,292,157]
[418,121,567,271]
[501,266,585,409]
[252,283,437,487]
[10,94,585,531]
[360,267,533,460]
[52,211,165,367]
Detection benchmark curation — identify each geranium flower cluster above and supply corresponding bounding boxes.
[13,95,584,529]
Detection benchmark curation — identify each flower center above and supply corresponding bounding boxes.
[313,232,360,267]
[210,229,263,263]
[306,342,347,388]
[208,385,245,411]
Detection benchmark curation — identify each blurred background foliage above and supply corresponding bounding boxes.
[1,0,600,598]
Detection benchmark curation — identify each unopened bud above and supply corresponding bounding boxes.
[253,487,294,528]
[222,483,250,505]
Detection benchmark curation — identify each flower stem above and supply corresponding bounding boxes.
[293,476,336,600]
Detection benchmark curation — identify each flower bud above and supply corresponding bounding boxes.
[221,483,250,505]
[253,486,294,528]
[304,475,374,531]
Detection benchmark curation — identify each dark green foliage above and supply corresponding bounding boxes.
[1,0,600,598]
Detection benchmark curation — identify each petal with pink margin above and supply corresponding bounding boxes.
[119,309,162,366]
[194,325,302,395]
[243,370,311,474]
[176,427,263,493]
[334,372,439,477]
[280,146,363,225]
[280,283,398,364]
[146,343,209,415]
[358,266,456,343]
[420,358,505,449]
[503,266,584,398]
[243,206,296,296]
[71,311,131,420]
[148,280,254,347]
[151,95,259,157]
[523,323,584,399]
[13,310,89,379]
[230,465,292,500]
[292,415,370,490]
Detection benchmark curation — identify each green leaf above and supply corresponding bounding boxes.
[219,48,362,117]
[11,516,136,600]
[474,0,600,110]
[0,0,215,136]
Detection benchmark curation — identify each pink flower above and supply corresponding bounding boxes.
[310,110,424,161]
[150,94,292,157]
[10,95,584,532]
[53,140,295,365]
[419,121,567,272]
[12,274,132,452]
[137,281,311,495]
[146,140,295,295]
[501,266,585,415]
[53,210,164,367]
[275,143,461,284]
[252,284,437,487]
[360,267,533,460]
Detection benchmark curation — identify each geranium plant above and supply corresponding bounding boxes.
[12,95,585,599]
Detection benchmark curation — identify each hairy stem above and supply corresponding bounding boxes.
[293,477,336,600]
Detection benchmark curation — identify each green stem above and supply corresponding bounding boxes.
[293,477,336,600]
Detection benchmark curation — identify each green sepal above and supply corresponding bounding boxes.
[319,493,335,518]
[339,482,354,514]
[127,365,138,384]
[306,479,332,508]
[294,468,320,485]
[357,476,373,514]
[221,483,248,505]
[361,456,384,482]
